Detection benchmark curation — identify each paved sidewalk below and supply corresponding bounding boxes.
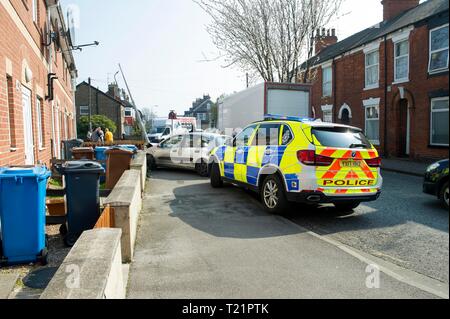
[381,158,431,177]
[0,274,18,299]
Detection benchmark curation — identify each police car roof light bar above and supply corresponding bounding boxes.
[264,114,318,123]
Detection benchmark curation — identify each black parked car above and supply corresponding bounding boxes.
[423,159,449,209]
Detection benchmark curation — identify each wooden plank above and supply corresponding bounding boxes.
[94,206,115,229]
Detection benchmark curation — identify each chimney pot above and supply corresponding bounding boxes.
[315,27,338,55]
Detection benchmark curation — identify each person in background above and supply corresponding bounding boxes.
[105,128,113,143]
[91,127,100,142]
[98,127,105,143]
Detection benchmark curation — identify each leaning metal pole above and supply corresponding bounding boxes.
[118,63,150,145]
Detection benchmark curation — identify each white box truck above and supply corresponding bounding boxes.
[217,82,311,132]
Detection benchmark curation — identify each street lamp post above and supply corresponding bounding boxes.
[150,105,158,130]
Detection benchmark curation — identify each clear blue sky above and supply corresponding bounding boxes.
[61,0,412,117]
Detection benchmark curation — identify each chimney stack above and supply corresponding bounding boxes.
[381,0,419,21]
[315,28,338,55]
[108,83,120,100]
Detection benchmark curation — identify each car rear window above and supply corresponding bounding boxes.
[312,127,372,149]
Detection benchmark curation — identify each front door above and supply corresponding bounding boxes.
[398,99,409,157]
[21,87,34,165]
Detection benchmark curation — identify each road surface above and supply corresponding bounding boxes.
[127,169,447,298]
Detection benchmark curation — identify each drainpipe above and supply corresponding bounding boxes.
[332,58,337,123]
[47,4,56,158]
[383,35,388,157]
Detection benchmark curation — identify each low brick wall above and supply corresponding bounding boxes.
[40,229,124,299]
[130,151,147,193]
[103,169,142,263]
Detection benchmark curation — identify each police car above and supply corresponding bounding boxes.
[208,115,383,214]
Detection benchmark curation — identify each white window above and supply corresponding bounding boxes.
[79,105,89,116]
[322,66,332,97]
[363,99,380,144]
[125,108,132,117]
[365,50,379,89]
[365,104,379,145]
[429,24,449,73]
[36,98,43,148]
[430,97,449,146]
[32,0,38,22]
[197,113,206,121]
[394,40,409,82]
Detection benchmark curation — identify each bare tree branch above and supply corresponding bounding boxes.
[195,0,342,83]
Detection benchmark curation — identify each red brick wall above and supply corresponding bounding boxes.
[302,23,448,161]
[0,0,76,167]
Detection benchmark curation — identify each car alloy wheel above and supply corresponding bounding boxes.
[263,180,279,209]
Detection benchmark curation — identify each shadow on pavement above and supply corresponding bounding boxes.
[168,182,305,239]
[149,168,205,181]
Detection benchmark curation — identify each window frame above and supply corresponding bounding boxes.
[234,125,257,147]
[322,66,332,97]
[252,123,284,147]
[196,113,207,121]
[428,24,449,74]
[365,50,379,90]
[394,39,409,83]
[36,97,44,149]
[32,0,38,23]
[124,108,132,117]
[429,96,449,147]
[79,105,89,116]
[364,104,380,145]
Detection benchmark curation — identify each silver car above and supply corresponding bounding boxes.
[147,132,228,177]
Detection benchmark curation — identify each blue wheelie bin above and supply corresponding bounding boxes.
[57,161,104,247]
[94,146,110,183]
[94,146,111,162]
[0,166,51,265]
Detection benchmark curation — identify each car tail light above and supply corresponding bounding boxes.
[297,150,333,166]
[365,157,382,167]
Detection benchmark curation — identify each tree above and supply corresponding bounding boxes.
[77,115,117,139]
[195,0,342,83]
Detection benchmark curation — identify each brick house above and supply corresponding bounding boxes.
[0,0,77,166]
[184,95,213,130]
[299,0,449,161]
[75,82,127,139]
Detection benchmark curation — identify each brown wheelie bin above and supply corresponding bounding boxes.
[105,147,134,189]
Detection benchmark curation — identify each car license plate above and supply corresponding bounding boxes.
[341,160,361,168]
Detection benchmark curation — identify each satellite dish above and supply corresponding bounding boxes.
[67,7,76,47]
